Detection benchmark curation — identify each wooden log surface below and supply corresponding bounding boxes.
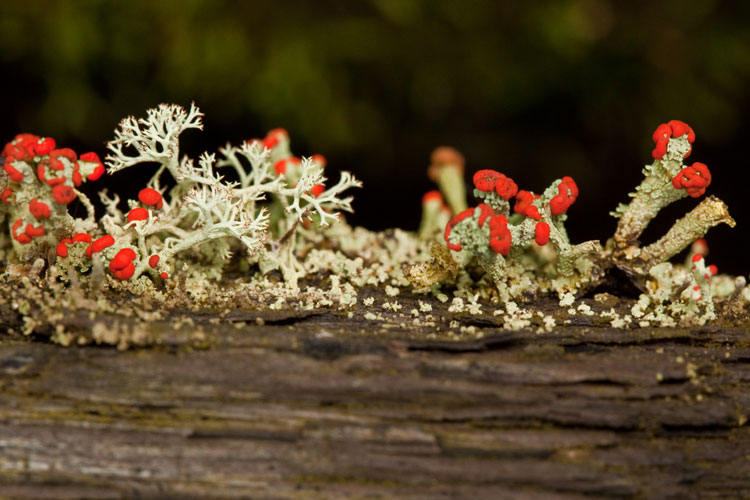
[0,291,749,499]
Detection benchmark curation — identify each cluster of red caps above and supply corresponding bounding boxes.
[3,134,106,245]
[126,187,164,223]
[651,121,712,198]
[444,170,578,254]
[651,120,695,160]
[55,230,166,281]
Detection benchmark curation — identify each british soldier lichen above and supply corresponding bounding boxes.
[1,110,748,333]
[1,103,361,289]
[410,120,741,325]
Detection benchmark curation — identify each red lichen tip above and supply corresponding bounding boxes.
[651,121,695,159]
[496,175,518,200]
[263,128,288,149]
[472,170,502,193]
[691,253,704,263]
[477,203,495,227]
[126,207,150,223]
[667,120,695,143]
[310,184,325,198]
[80,152,105,181]
[535,222,550,246]
[138,188,163,209]
[428,146,465,182]
[3,160,25,182]
[86,235,115,258]
[708,264,718,276]
[49,148,77,164]
[443,207,475,252]
[514,190,541,220]
[311,154,327,167]
[274,157,300,176]
[1,187,12,204]
[52,184,76,205]
[56,240,70,258]
[448,208,475,228]
[73,233,92,243]
[149,255,160,268]
[691,238,709,256]
[160,272,169,280]
[422,190,443,204]
[29,198,51,220]
[109,247,137,280]
[25,223,45,238]
[549,176,578,215]
[35,137,56,156]
[671,162,711,198]
[488,214,512,256]
[11,219,31,245]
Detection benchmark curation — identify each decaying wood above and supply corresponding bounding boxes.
[0,290,749,499]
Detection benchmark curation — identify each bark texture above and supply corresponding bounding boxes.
[0,295,749,499]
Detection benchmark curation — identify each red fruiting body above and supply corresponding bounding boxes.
[3,160,24,182]
[56,238,72,258]
[138,188,163,209]
[263,128,288,149]
[692,238,708,255]
[73,233,92,243]
[495,175,518,200]
[35,137,55,156]
[422,190,443,204]
[549,176,578,215]
[514,190,541,220]
[160,272,169,279]
[149,255,160,268]
[311,154,327,167]
[109,255,136,280]
[535,222,550,246]
[126,207,150,223]
[29,198,51,219]
[449,208,475,228]
[49,148,78,174]
[25,223,45,238]
[473,170,502,192]
[52,184,76,205]
[50,148,77,163]
[80,152,105,181]
[652,123,672,143]
[671,162,711,198]
[274,156,300,176]
[667,120,695,143]
[652,137,669,159]
[310,184,325,198]
[691,253,703,263]
[488,214,512,256]
[37,158,66,185]
[1,187,12,204]
[11,219,31,244]
[109,247,136,268]
[651,121,695,159]
[708,264,718,275]
[477,203,495,227]
[443,208,475,251]
[86,235,115,258]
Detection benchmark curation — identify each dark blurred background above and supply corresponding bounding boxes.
[2,0,749,273]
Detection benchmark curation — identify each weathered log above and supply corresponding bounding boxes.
[0,291,749,499]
